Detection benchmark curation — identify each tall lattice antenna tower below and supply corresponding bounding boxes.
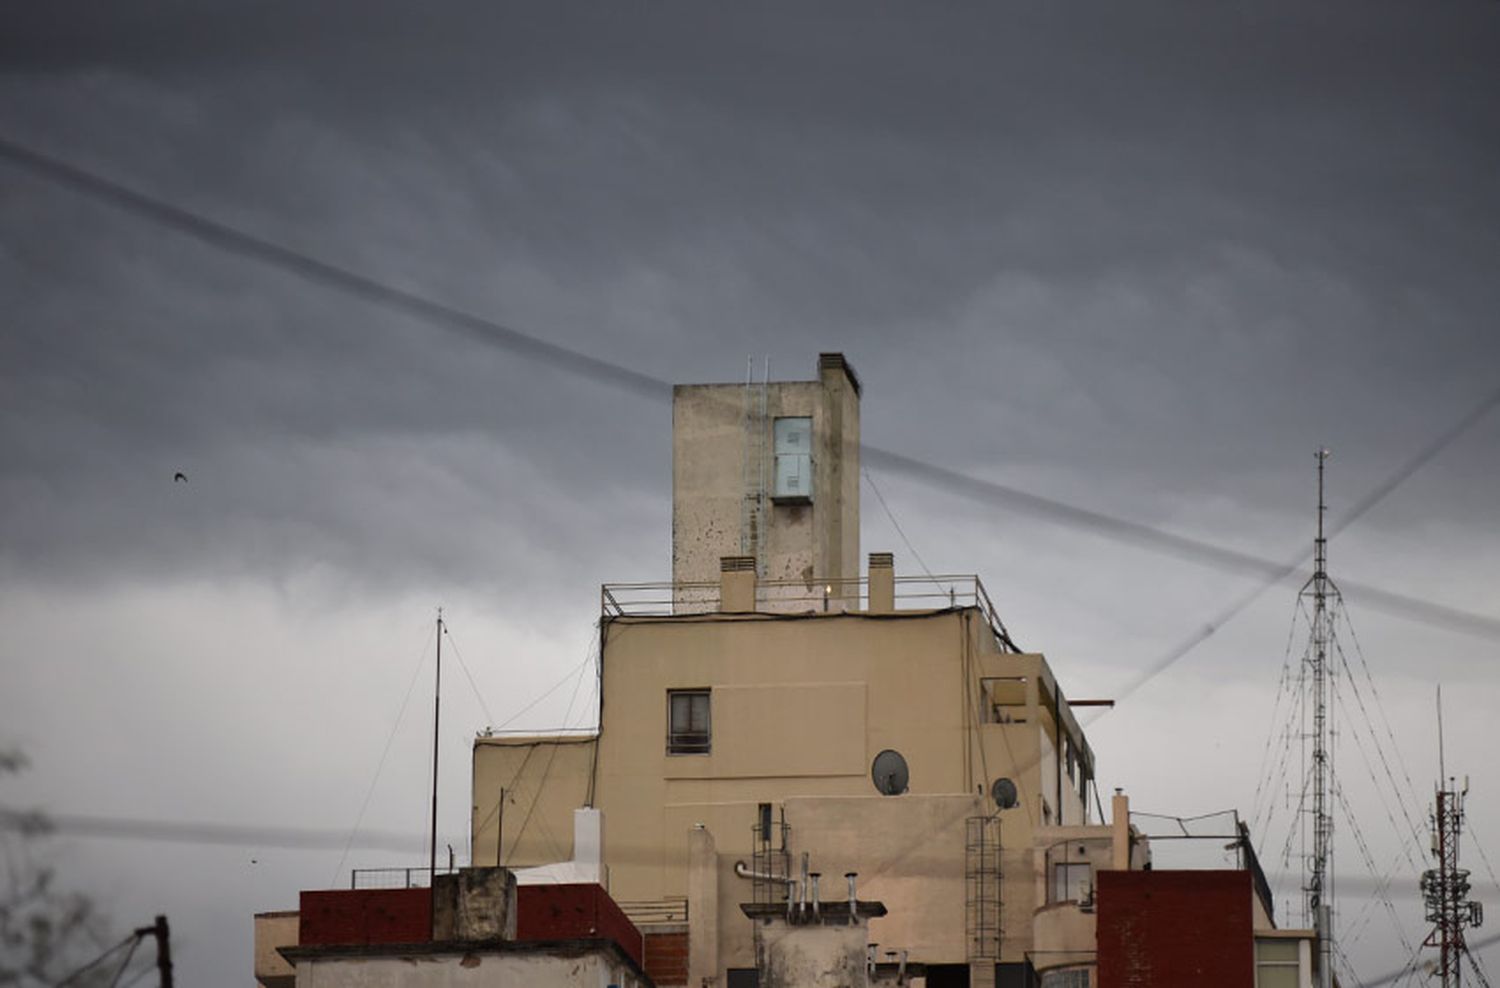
[1300,447,1338,988]
[1421,688,1485,987]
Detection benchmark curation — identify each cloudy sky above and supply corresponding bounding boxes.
[2,2,1497,983]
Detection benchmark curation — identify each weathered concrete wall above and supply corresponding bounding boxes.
[433,868,516,943]
[294,946,649,988]
[671,354,860,600]
[758,920,869,988]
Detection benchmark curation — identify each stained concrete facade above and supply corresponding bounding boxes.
[281,941,651,988]
[468,355,1127,985]
[472,578,1110,983]
[671,353,860,604]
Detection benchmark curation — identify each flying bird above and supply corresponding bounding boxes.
[173,472,187,483]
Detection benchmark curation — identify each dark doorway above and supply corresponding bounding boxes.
[925,964,971,988]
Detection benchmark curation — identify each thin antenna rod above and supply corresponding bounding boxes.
[1437,684,1446,787]
[430,607,443,934]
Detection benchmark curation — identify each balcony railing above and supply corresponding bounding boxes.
[601,574,1019,652]
[616,896,688,927]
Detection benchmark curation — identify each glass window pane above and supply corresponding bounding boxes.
[1256,940,1299,962]
[1256,966,1298,988]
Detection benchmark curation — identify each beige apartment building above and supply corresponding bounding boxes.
[470,355,1133,987]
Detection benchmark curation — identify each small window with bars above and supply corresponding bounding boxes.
[667,689,711,754]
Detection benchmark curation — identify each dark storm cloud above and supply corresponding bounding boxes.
[2,0,1497,594]
[3,7,1498,985]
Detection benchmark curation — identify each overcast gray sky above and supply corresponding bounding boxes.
[2,2,1497,983]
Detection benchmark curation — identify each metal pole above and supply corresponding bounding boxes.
[496,787,506,867]
[151,915,173,988]
[430,609,443,935]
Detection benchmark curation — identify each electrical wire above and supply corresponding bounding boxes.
[1249,601,1306,838]
[502,633,598,866]
[438,621,497,728]
[102,934,142,988]
[1333,779,1417,966]
[331,623,435,884]
[862,466,946,594]
[48,932,139,988]
[0,133,1497,656]
[485,654,598,735]
[6,133,1500,976]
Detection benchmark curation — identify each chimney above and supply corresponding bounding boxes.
[720,556,757,613]
[1112,789,1131,869]
[818,352,862,396]
[867,553,895,613]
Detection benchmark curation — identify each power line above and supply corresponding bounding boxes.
[49,931,139,988]
[439,620,497,728]
[862,466,945,592]
[331,624,435,884]
[1,134,1496,653]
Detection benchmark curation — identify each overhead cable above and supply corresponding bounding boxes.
[1,134,1496,652]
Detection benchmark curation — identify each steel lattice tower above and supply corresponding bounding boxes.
[1299,448,1337,988]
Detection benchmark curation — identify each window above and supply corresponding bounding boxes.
[1255,938,1302,988]
[1040,970,1090,988]
[667,689,710,754]
[1051,861,1091,903]
[772,417,813,501]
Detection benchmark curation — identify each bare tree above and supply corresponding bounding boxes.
[0,750,116,988]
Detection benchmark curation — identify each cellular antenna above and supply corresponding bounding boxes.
[1421,685,1484,988]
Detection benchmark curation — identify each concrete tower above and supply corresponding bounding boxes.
[671,353,860,608]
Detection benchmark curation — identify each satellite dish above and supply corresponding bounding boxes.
[991,777,1019,810]
[871,750,909,796]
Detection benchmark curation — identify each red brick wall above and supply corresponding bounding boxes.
[516,884,645,968]
[1096,870,1254,988]
[643,930,689,986]
[299,889,431,946]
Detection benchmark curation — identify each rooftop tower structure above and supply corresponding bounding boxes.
[672,353,861,609]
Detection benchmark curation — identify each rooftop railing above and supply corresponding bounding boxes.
[601,574,1019,652]
[350,865,457,889]
[1129,810,1275,925]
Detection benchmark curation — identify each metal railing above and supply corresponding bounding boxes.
[1128,810,1275,925]
[616,896,688,926]
[350,865,456,889]
[601,574,1019,651]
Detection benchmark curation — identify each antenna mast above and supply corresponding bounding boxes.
[429,607,443,934]
[1300,448,1337,988]
[1421,687,1484,988]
